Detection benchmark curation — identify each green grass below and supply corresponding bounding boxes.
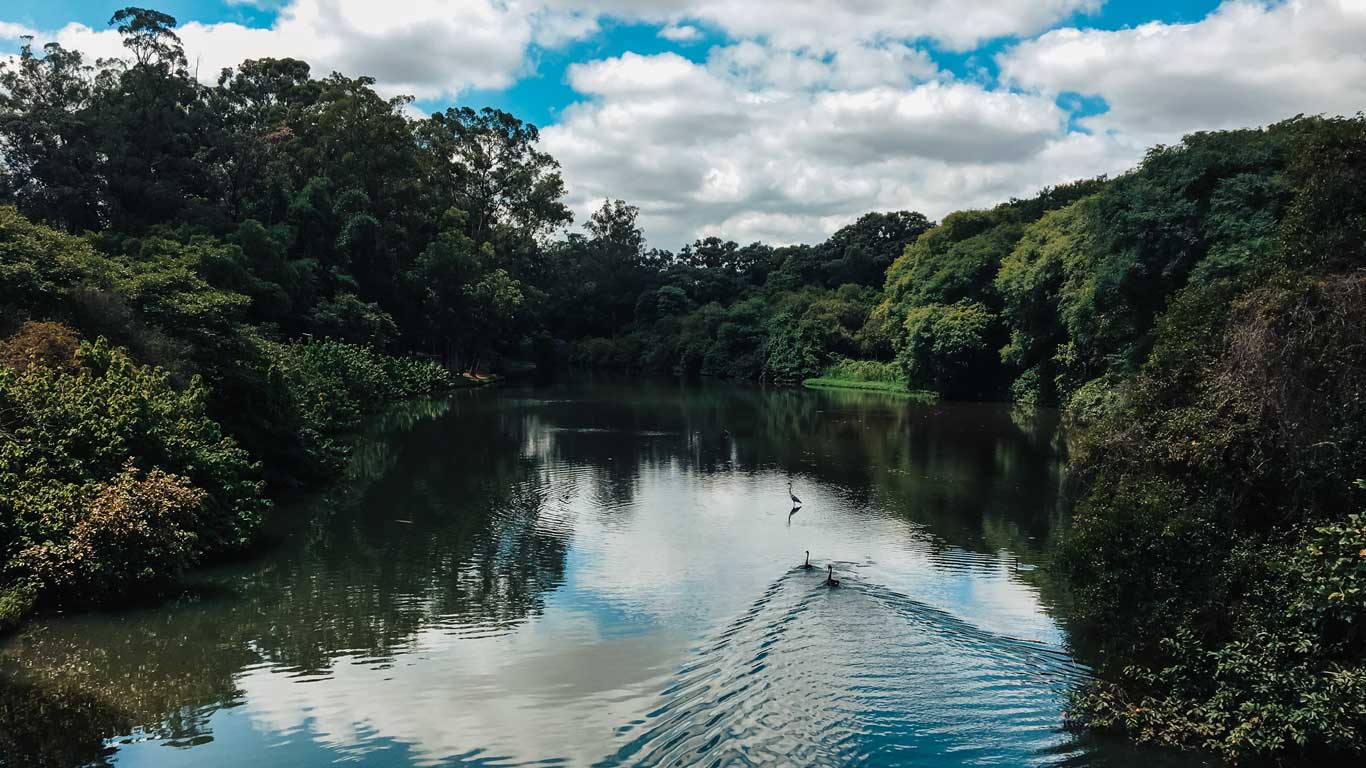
[802,358,935,400]
[0,585,36,635]
[802,376,937,401]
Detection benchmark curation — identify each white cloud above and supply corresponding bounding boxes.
[543,47,1135,248]
[14,1,541,100]
[998,0,1366,145]
[547,0,1101,50]
[658,23,702,42]
[0,21,37,41]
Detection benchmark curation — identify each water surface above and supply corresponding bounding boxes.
[0,376,1197,767]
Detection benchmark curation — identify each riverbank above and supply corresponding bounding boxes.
[0,335,487,638]
[801,376,935,400]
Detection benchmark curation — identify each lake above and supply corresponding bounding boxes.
[0,375,1198,767]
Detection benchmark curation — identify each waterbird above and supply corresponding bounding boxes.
[801,550,814,570]
[787,481,802,506]
[824,564,841,588]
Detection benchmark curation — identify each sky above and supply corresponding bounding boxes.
[3,1,1364,249]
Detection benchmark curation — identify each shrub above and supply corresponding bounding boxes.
[269,339,454,438]
[0,338,266,626]
[0,321,80,373]
[17,463,205,600]
[0,338,266,564]
[1060,273,1366,762]
[898,300,1001,399]
[819,356,904,385]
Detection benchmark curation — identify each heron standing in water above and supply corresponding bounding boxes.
[787,481,802,506]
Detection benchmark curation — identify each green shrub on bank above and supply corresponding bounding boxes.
[17,463,206,600]
[269,338,454,442]
[1060,272,1366,763]
[820,357,904,385]
[0,336,267,620]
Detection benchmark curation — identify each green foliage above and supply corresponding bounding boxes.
[0,338,266,555]
[819,357,904,385]
[803,357,921,396]
[1060,270,1366,762]
[877,180,1103,400]
[17,463,205,600]
[898,301,999,399]
[0,336,268,625]
[0,584,36,634]
[269,338,454,439]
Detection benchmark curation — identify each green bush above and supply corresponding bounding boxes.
[1060,273,1366,763]
[0,337,267,625]
[17,463,205,601]
[269,338,454,437]
[0,338,266,557]
[819,357,904,385]
[898,300,1000,399]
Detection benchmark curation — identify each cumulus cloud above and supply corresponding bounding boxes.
[658,23,702,42]
[998,0,1366,144]
[11,0,541,99]
[542,47,1136,247]
[546,0,1102,50]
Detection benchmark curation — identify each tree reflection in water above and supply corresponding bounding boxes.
[1,376,1080,767]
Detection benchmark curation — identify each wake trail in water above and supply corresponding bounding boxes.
[596,569,1090,768]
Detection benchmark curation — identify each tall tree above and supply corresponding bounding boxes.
[416,107,571,250]
[0,41,102,230]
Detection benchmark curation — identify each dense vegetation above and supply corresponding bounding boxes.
[2,6,1365,764]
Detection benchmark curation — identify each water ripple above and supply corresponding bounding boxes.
[598,570,1088,767]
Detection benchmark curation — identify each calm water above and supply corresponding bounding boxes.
[0,376,1198,767]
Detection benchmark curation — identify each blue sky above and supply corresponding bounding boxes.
[3,1,1360,247]
[5,1,1222,126]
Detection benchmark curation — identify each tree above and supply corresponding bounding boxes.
[110,7,187,70]
[778,210,932,287]
[416,107,571,248]
[0,41,102,231]
[899,301,1000,399]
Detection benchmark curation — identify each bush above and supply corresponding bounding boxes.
[1060,273,1366,763]
[270,338,454,437]
[0,338,266,564]
[17,463,205,601]
[0,585,36,634]
[819,357,904,385]
[898,300,1001,399]
[0,321,80,373]
[0,338,267,626]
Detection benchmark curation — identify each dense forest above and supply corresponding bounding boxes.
[2,7,1365,765]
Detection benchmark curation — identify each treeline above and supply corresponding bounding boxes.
[883,118,1363,762]
[0,9,570,630]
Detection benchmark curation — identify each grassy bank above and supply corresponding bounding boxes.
[801,358,935,399]
[801,376,934,400]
